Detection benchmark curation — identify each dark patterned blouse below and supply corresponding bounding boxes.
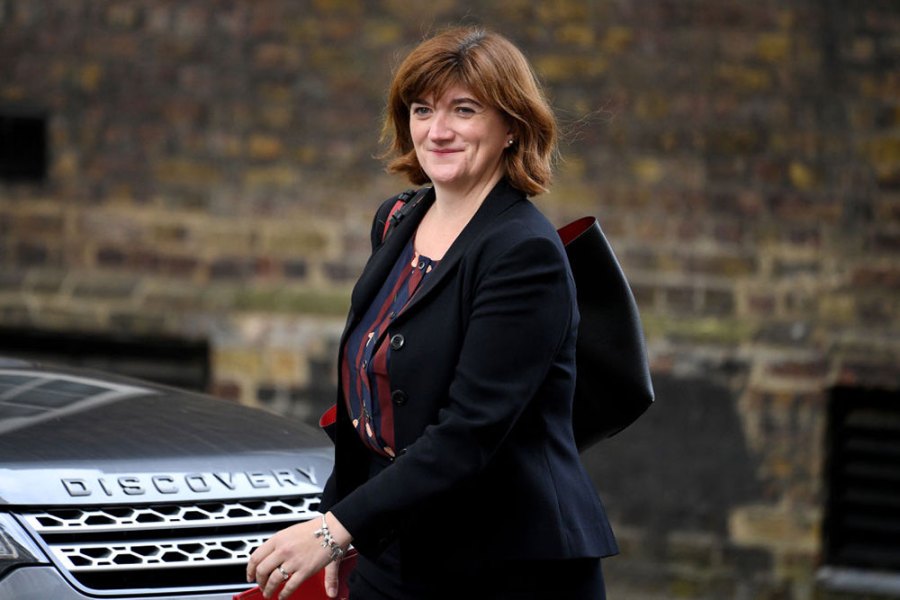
[341,238,438,458]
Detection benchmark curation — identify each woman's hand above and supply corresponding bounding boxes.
[245,512,352,599]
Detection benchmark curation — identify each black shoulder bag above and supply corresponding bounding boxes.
[558,217,654,449]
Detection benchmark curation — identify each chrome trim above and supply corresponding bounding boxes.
[23,496,318,534]
[51,532,267,572]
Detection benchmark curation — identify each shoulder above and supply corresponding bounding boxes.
[476,197,566,264]
[454,198,574,301]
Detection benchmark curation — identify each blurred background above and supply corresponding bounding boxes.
[1,1,898,598]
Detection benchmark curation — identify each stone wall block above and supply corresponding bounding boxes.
[71,276,138,302]
[15,241,53,268]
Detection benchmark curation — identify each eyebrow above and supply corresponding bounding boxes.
[450,97,483,107]
[410,96,484,107]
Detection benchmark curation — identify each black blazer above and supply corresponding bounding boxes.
[321,179,617,573]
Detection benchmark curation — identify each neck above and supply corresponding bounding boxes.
[412,172,505,261]
[430,169,504,220]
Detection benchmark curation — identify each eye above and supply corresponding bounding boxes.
[455,105,477,116]
[411,105,431,117]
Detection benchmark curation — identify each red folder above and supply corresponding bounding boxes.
[233,550,357,600]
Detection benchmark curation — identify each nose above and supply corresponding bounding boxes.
[429,110,453,141]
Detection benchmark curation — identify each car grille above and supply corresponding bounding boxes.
[18,495,321,595]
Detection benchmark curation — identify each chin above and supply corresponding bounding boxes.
[425,171,465,186]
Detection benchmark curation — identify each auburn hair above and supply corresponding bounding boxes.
[381,26,558,196]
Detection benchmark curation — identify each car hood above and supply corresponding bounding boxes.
[0,361,334,506]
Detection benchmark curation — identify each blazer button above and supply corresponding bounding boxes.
[390,334,405,350]
[391,390,408,406]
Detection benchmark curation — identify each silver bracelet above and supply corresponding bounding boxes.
[313,514,345,563]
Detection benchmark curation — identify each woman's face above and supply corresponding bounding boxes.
[409,85,511,193]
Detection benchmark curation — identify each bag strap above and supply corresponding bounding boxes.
[380,187,431,242]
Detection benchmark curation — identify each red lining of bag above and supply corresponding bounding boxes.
[557,216,596,246]
[319,404,337,429]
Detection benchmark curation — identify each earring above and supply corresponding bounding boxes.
[507,139,514,146]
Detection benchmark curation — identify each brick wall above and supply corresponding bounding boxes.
[1,1,898,598]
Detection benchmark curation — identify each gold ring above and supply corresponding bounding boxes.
[277,565,291,581]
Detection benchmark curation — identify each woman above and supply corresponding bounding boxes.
[247,26,617,599]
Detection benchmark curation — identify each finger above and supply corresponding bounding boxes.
[258,554,288,598]
[278,572,299,600]
[278,561,319,600]
[246,548,259,582]
[246,539,273,582]
[324,560,340,598]
[264,565,287,599]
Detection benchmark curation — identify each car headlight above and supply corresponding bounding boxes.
[0,513,48,579]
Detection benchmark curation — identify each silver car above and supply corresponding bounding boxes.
[0,357,334,600]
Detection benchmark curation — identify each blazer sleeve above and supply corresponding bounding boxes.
[328,234,575,543]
